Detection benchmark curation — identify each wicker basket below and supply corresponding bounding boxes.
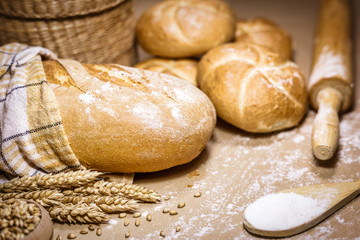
[0,0,137,65]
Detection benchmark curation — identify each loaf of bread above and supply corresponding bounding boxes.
[136,0,236,58]
[134,58,198,86]
[197,43,307,133]
[43,59,216,173]
[235,18,292,60]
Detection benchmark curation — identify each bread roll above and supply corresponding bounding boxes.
[136,0,236,58]
[197,43,307,133]
[235,18,292,60]
[134,58,198,86]
[43,59,216,173]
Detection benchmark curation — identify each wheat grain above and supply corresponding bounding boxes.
[160,231,166,238]
[177,202,185,208]
[96,228,102,236]
[88,225,95,231]
[0,199,41,240]
[169,210,178,215]
[135,219,140,227]
[133,212,141,218]
[67,233,77,239]
[194,192,202,198]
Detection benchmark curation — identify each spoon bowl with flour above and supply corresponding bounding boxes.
[243,180,360,237]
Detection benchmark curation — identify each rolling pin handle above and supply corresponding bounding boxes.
[312,87,343,160]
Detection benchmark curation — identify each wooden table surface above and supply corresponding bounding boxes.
[53,0,360,239]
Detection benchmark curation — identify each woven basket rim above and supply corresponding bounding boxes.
[0,0,127,19]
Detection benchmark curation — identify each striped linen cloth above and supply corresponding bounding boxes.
[0,43,82,178]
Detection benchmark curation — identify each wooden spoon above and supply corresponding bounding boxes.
[243,180,360,237]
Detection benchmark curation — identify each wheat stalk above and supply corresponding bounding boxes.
[48,203,109,224]
[73,180,161,202]
[60,195,139,213]
[0,190,63,208]
[0,170,103,193]
[0,170,162,224]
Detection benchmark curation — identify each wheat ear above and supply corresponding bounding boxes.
[73,180,161,202]
[0,190,63,208]
[0,170,103,193]
[60,195,139,213]
[48,203,109,224]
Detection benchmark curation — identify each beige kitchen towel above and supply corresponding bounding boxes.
[0,43,82,177]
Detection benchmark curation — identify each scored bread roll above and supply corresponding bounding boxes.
[197,43,307,133]
[43,59,216,173]
[235,17,292,60]
[134,58,198,86]
[136,0,236,58]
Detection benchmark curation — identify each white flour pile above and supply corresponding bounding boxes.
[244,192,329,231]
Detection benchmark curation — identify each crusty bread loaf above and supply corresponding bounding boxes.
[235,18,292,60]
[136,0,236,58]
[43,59,216,173]
[197,43,307,133]
[134,58,198,86]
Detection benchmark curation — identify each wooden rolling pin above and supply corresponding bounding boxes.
[309,0,353,160]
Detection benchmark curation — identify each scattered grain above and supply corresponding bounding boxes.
[67,233,76,239]
[119,213,127,218]
[194,192,202,198]
[164,195,171,201]
[96,228,102,236]
[124,219,130,226]
[88,225,95,231]
[160,231,166,238]
[162,208,170,214]
[125,231,131,238]
[176,225,181,232]
[56,235,63,240]
[169,210,178,215]
[188,170,200,178]
[177,202,185,208]
[135,219,140,227]
[146,214,152,222]
[80,229,88,234]
[133,212,141,218]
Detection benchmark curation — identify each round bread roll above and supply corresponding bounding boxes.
[136,0,236,58]
[197,43,307,133]
[134,58,198,86]
[235,18,292,60]
[43,60,216,173]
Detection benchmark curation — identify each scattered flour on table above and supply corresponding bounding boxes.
[105,219,118,230]
[78,92,95,104]
[244,192,330,231]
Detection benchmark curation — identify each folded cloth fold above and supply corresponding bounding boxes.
[0,43,82,177]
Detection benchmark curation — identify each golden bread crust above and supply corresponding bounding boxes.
[197,43,307,133]
[43,60,216,172]
[136,0,236,58]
